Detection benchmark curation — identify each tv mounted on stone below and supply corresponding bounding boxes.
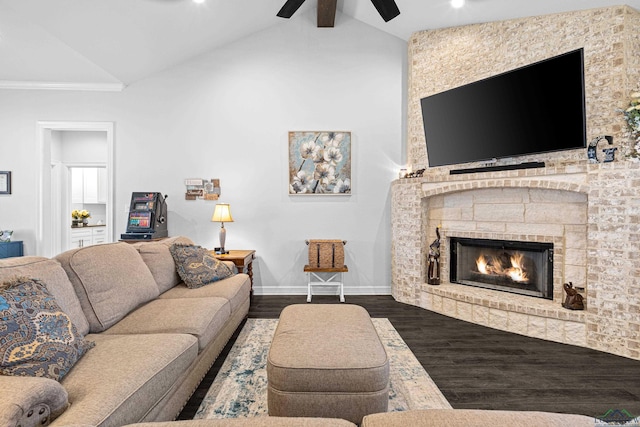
[420,48,587,168]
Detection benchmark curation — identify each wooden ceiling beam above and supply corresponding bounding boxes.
[317,0,337,27]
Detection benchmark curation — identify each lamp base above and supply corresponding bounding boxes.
[214,247,229,255]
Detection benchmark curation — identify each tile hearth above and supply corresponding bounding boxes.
[421,282,587,348]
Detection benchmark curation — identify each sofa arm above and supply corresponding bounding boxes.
[0,375,69,427]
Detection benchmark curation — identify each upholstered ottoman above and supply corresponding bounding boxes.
[267,304,389,424]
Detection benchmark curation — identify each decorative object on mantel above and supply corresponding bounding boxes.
[587,135,614,163]
[427,226,441,285]
[0,230,12,242]
[288,131,351,195]
[0,171,11,195]
[562,282,584,310]
[185,178,221,201]
[405,168,425,178]
[619,90,640,161]
[71,210,91,227]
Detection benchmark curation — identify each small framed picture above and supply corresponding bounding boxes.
[0,171,10,195]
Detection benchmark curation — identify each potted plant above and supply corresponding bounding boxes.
[71,209,91,227]
[621,90,640,160]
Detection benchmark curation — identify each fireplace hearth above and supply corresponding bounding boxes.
[450,237,553,299]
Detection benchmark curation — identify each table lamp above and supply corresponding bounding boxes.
[211,203,233,254]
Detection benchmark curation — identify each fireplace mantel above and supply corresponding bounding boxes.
[418,161,590,196]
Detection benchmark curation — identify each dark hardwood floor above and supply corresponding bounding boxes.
[177,295,640,421]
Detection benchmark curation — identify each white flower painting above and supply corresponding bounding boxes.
[288,131,352,195]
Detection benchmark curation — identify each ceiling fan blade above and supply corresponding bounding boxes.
[369,0,400,22]
[277,0,307,18]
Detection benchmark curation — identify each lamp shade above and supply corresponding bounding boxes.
[211,203,234,223]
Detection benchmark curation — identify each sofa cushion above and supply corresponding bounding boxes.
[56,333,198,427]
[133,236,195,294]
[360,409,597,427]
[55,243,160,333]
[159,273,250,312]
[0,278,94,381]
[0,256,90,336]
[169,244,234,289]
[102,297,231,351]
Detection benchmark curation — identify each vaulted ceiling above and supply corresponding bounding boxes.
[0,0,638,90]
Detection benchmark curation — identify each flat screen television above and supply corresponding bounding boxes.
[420,48,587,168]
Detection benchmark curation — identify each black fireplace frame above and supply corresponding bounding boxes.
[449,237,554,299]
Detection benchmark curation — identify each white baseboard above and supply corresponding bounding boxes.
[253,285,391,296]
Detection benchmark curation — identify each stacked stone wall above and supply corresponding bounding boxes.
[394,6,640,359]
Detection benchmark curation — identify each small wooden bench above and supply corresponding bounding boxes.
[304,239,347,302]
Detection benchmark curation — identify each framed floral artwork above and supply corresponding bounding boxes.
[288,131,351,195]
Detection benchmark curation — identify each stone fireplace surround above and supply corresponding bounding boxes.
[391,160,640,360]
[392,5,640,361]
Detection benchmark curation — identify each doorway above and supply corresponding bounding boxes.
[37,122,114,257]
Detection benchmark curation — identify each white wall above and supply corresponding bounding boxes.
[0,11,406,295]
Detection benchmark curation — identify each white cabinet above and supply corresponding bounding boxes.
[71,168,84,204]
[70,229,92,249]
[97,168,107,204]
[70,226,107,249]
[71,167,107,204]
[91,226,106,245]
[83,169,99,203]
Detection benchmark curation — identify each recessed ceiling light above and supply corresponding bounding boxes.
[193,0,205,4]
[451,0,464,8]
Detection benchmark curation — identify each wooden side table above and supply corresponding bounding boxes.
[212,250,256,294]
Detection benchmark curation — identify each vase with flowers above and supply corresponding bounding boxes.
[620,90,640,161]
[72,209,91,227]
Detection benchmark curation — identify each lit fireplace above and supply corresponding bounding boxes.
[450,237,553,299]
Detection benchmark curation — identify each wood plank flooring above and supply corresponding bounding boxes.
[177,295,640,421]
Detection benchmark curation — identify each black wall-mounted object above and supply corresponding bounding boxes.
[277,0,400,22]
[121,192,168,240]
[421,49,587,168]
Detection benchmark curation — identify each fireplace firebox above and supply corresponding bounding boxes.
[450,237,553,299]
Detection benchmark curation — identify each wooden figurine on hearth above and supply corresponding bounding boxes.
[427,227,441,285]
[562,282,584,310]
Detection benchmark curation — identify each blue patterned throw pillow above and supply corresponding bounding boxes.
[169,244,234,289]
[0,277,94,381]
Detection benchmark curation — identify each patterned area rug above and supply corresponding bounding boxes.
[195,318,451,419]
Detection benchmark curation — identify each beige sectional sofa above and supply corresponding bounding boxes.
[0,236,250,427]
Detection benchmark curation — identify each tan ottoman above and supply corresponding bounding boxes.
[267,304,389,424]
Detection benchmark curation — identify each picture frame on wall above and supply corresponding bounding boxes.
[288,131,352,195]
[0,171,11,195]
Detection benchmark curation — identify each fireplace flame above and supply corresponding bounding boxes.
[475,252,529,283]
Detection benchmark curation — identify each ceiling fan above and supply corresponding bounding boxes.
[277,0,400,27]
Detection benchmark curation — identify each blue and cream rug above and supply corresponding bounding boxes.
[194,318,451,419]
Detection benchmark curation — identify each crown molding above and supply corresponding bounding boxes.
[0,80,125,92]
